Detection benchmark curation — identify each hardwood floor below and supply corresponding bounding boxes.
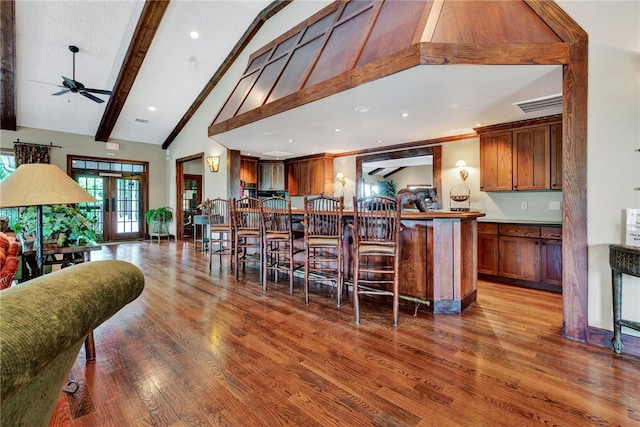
[49,241,639,426]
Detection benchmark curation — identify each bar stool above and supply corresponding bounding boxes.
[260,196,303,293]
[206,198,233,270]
[193,215,209,253]
[301,194,344,306]
[231,197,262,281]
[351,195,402,326]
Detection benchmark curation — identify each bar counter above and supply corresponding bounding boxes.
[293,209,485,314]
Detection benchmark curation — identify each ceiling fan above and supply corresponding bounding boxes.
[51,45,113,104]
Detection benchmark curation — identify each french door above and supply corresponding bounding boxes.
[76,174,145,241]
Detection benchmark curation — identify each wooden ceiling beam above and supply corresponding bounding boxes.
[95,0,170,142]
[0,0,16,131]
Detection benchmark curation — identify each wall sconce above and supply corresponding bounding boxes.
[207,156,220,173]
[336,172,347,196]
[456,160,469,181]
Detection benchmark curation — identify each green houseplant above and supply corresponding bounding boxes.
[145,207,173,239]
[10,205,100,247]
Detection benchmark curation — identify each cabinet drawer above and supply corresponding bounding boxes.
[541,226,562,240]
[498,224,540,238]
[478,223,498,235]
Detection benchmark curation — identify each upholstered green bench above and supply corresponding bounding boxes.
[0,259,144,426]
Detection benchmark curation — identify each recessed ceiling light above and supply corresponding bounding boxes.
[401,113,409,118]
[475,122,483,126]
[190,31,200,39]
[288,139,294,143]
[334,128,341,132]
[377,140,383,144]
[354,106,370,113]
[148,106,156,111]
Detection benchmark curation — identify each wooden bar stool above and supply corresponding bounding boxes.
[352,195,402,326]
[260,196,303,293]
[204,198,233,270]
[231,197,262,281]
[301,194,344,306]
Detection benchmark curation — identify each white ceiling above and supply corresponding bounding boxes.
[14,1,563,158]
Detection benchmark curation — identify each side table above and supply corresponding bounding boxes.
[610,244,640,354]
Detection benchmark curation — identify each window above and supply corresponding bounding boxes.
[362,181,379,197]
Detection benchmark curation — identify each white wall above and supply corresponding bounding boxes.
[0,127,167,210]
[557,0,640,335]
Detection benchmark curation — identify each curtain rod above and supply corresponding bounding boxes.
[13,138,62,149]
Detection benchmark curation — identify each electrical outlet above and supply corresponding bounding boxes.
[549,201,561,210]
[521,201,528,210]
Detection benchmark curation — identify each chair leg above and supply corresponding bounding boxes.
[353,256,360,325]
[288,241,294,294]
[337,247,343,307]
[304,246,310,306]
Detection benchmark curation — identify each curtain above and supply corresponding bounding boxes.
[14,143,51,166]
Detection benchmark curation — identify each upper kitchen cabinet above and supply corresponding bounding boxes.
[477,115,562,192]
[479,131,513,191]
[240,156,258,184]
[258,161,285,190]
[512,126,550,190]
[286,154,334,196]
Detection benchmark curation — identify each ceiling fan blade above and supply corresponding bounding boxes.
[80,91,105,103]
[52,89,70,96]
[84,88,113,96]
[61,76,77,87]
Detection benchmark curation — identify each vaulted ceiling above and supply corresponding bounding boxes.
[2,0,563,159]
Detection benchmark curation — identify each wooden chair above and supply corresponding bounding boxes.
[205,198,233,270]
[231,197,262,281]
[301,194,344,306]
[352,195,402,326]
[260,196,303,293]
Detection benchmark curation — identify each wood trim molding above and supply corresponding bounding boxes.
[95,0,170,142]
[334,132,476,158]
[587,326,640,358]
[0,0,16,131]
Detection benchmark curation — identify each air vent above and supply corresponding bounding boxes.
[513,93,563,114]
[134,118,149,124]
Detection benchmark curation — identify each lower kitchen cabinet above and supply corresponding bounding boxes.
[478,222,562,292]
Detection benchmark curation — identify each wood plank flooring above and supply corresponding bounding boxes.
[49,241,639,426]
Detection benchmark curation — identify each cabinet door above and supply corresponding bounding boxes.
[550,123,562,190]
[240,158,257,184]
[480,131,512,191]
[478,234,499,275]
[272,163,285,190]
[540,239,562,286]
[498,236,539,281]
[258,163,271,190]
[287,162,300,196]
[512,126,550,190]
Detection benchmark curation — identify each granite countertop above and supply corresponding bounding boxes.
[478,218,562,226]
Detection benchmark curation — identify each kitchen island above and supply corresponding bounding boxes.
[295,209,485,314]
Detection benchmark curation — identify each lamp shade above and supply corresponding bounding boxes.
[0,164,96,208]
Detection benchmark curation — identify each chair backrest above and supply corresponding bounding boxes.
[231,197,261,231]
[353,195,402,246]
[303,194,344,239]
[205,197,231,227]
[260,196,292,233]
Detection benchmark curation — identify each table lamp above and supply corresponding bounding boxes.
[0,164,96,276]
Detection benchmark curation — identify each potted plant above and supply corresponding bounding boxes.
[145,207,173,240]
[10,205,100,247]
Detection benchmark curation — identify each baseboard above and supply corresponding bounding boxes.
[587,326,640,357]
